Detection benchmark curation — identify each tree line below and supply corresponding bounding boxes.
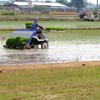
[56,0,87,8]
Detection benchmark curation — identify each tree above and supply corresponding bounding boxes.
[71,0,84,8]
[45,0,51,3]
[71,0,87,12]
[97,0,98,7]
[56,0,68,5]
[83,0,88,8]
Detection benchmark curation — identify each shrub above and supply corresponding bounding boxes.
[2,11,14,15]
[25,22,32,29]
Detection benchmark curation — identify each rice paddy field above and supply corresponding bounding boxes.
[1,29,100,64]
[0,21,100,29]
[0,20,100,100]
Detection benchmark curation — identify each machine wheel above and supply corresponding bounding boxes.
[41,42,48,49]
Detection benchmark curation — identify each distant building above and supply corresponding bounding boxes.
[13,1,77,11]
[1,0,77,15]
[14,1,67,8]
[15,0,27,1]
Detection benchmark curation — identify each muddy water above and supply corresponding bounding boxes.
[0,31,100,65]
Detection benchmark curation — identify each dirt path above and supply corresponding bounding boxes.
[0,61,100,72]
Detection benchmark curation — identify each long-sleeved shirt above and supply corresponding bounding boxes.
[31,21,39,30]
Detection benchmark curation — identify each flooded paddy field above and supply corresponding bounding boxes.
[0,21,100,29]
[0,30,100,65]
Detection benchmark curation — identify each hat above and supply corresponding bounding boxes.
[34,18,38,22]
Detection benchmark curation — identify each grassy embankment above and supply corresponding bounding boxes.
[0,13,77,21]
[0,65,100,100]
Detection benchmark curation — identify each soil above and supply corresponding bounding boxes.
[0,61,100,72]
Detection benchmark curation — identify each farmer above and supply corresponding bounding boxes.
[32,19,45,39]
[31,18,43,31]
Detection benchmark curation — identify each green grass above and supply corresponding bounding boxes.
[0,31,12,34]
[0,66,100,100]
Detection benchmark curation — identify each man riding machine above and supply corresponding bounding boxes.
[28,19,48,49]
